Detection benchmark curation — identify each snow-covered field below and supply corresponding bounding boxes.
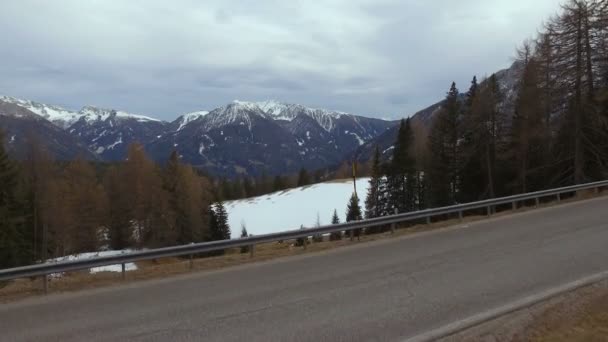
[225,178,370,238]
[46,250,138,276]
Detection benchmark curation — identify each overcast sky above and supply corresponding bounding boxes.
[0,0,562,121]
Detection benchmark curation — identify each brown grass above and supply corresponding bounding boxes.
[523,285,608,342]
[0,190,604,303]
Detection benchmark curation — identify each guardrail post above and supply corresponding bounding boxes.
[121,263,126,281]
[557,193,561,202]
[391,208,397,234]
[458,210,463,222]
[426,216,431,225]
[189,254,194,270]
[486,206,491,217]
[250,244,255,258]
[535,197,540,208]
[512,201,517,211]
[42,274,48,294]
[595,187,600,194]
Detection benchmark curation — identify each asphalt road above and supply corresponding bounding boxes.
[2,197,608,342]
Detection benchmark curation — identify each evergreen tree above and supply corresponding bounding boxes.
[365,146,382,219]
[345,193,362,239]
[273,175,286,192]
[207,201,230,255]
[242,177,254,198]
[297,168,311,187]
[428,82,462,207]
[387,118,417,213]
[211,201,231,241]
[459,76,486,202]
[329,209,342,241]
[0,132,31,268]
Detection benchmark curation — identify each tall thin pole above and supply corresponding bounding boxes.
[352,157,358,199]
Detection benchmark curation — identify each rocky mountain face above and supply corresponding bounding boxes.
[0,101,97,160]
[0,97,395,176]
[148,101,395,176]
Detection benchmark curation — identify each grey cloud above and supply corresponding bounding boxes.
[0,0,562,120]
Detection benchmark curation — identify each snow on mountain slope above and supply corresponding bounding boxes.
[225,178,370,238]
[231,100,346,132]
[176,111,209,131]
[0,95,83,129]
[78,106,160,124]
[1,95,161,129]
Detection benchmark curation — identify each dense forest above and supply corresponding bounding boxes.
[1,0,607,269]
[364,0,608,217]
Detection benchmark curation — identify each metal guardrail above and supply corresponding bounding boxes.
[1,179,607,292]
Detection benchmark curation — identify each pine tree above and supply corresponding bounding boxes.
[345,193,362,239]
[273,175,286,192]
[211,201,231,241]
[365,146,382,219]
[206,201,230,256]
[329,209,342,241]
[0,131,31,268]
[428,82,461,207]
[297,168,311,187]
[459,76,486,202]
[242,177,254,198]
[387,118,417,213]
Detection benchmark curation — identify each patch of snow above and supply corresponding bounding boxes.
[0,95,82,129]
[383,146,395,154]
[9,135,15,143]
[225,178,370,238]
[46,250,138,276]
[107,136,123,150]
[349,132,365,146]
[96,146,105,154]
[306,131,311,140]
[177,111,209,131]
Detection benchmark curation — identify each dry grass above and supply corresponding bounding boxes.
[0,190,604,303]
[523,285,608,342]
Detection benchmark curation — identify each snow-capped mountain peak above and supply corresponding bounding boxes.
[0,95,82,129]
[78,105,160,124]
[226,100,349,132]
